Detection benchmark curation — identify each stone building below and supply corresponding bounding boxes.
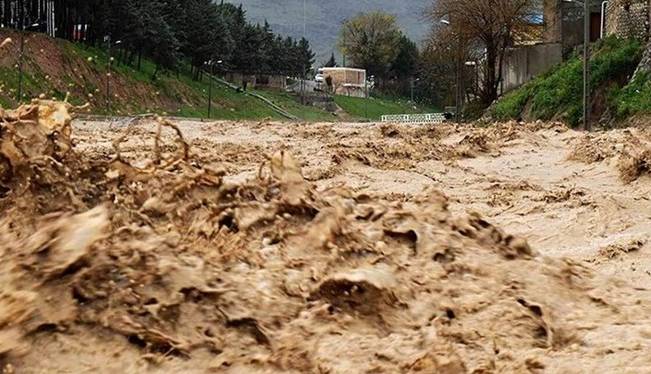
[543,0,603,53]
[605,0,650,40]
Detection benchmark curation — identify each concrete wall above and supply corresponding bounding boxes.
[256,74,287,89]
[223,73,287,90]
[502,43,563,93]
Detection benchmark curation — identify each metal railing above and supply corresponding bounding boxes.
[380,113,446,124]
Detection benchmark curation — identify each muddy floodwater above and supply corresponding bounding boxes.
[1,102,651,373]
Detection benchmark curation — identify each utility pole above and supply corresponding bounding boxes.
[364,74,374,121]
[301,0,307,105]
[583,0,591,131]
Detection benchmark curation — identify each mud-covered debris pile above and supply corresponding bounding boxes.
[567,134,618,163]
[329,122,545,171]
[0,100,74,183]
[568,129,651,183]
[1,102,651,372]
[619,147,651,183]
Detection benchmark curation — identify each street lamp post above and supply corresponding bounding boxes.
[440,19,463,124]
[410,77,420,103]
[17,22,39,102]
[455,33,463,124]
[563,0,591,130]
[365,78,368,120]
[204,60,223,118]
[106,37,122,114]
[365,75,374,121]
[465,60,478,100]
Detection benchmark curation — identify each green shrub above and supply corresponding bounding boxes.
[612,72,651,119]
[491,82,533,121]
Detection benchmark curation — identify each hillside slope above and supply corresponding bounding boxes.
[488,37,645,127]
[0,29,336,120]
[230,0,431,61]
[0,30,436,121]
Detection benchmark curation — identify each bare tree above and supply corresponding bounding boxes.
[429,0,536,106]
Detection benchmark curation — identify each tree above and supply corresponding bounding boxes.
[418,33,460,107]
[430,0,536,105]
[297,37,315,78]
[0,0,315,81]
[181,0,233,79]
[325,53,337,67]
[338,12,402,79]
[390,34,419,79]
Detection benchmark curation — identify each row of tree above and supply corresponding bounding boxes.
[0,0,316,80]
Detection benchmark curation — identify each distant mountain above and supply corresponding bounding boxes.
[225,0,433,64]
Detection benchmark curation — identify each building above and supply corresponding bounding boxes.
[502,0,610,93]
[543,0,603,53]
[501,3,564,93]
[604,0,650,40]
[318,67,368,98]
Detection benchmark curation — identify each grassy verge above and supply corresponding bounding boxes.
[609,71,651,120]
[62,42,286,119]
[251,89,336,122]
[490,36,643,126]
[334,95,439,121]
[1,31,436,122]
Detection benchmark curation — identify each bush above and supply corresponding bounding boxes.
[612,72,651,119]
[491,83,533,121]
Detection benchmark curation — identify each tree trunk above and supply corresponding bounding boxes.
[483,41,499,106]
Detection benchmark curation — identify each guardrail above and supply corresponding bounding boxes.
[380,113,446,124]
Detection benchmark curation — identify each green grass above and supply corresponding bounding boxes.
[252,89,336,121]
[59,42,336,121]
[610,71,651,119]
[60,42,286,119]
[1,32,437,123]
[334,95,439,121]
[490,36,643,126]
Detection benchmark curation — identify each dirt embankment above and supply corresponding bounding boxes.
[0,31,200,114]
[1,102,651,373]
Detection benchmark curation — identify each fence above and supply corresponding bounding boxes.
[380,113,446,124]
